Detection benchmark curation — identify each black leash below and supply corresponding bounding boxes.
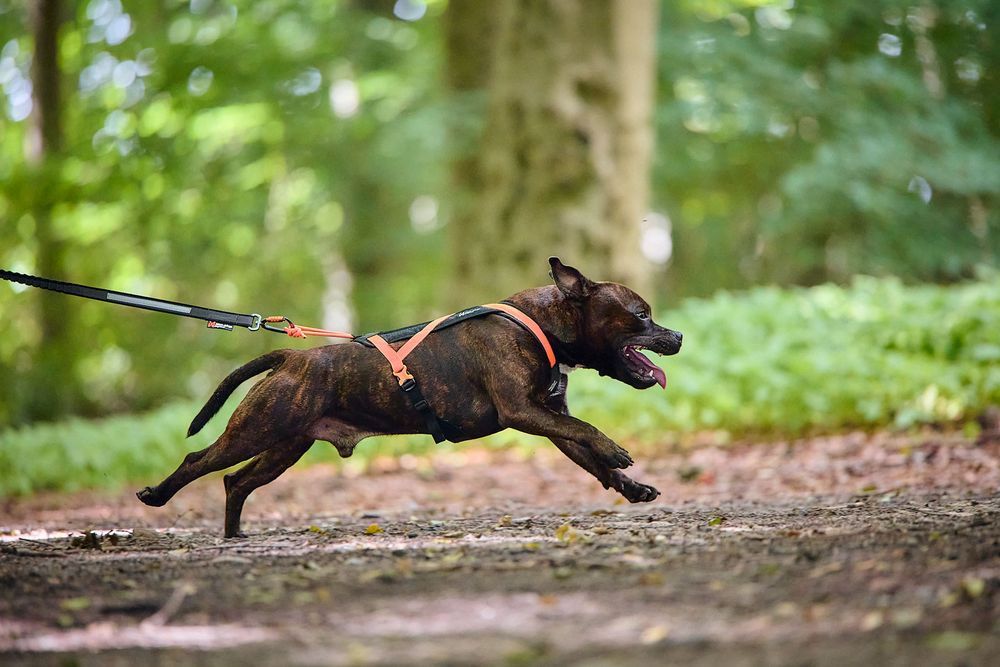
[0,268,265,333]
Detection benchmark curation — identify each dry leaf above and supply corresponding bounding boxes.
[860,610,884,631]
[961,577,985,599]
[640,624,669,644]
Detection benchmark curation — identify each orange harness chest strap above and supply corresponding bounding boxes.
[367,335,409,383]
[368,314,450,386]
[481,303,557,368]
[369,304,555,388]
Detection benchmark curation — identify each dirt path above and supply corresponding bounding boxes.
[1,432,998,666]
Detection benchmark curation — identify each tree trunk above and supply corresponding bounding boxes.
[24,0,76,421]
[448,0,658,302]
[444,0,499,307]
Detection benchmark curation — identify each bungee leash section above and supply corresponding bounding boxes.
[1,269,560,445]
[0,268,351,339]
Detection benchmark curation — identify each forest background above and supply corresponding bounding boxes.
[0,0,997,494]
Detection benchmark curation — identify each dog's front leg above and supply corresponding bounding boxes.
[497,401,633,469]
[549,437,659,503]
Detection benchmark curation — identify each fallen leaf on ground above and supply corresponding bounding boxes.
[639,572,664,586]
[960,576,985,599]
[555,523,580,544]
[60,597,91,611]
[860,610,884,631]
[926,631,981,651]
[640,624,669,644]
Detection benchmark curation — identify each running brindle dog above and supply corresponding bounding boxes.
[137,258,683,537]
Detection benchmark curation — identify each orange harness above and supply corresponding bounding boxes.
[365,303,558,442]
[270,303,558,443]
[367,303,555,386]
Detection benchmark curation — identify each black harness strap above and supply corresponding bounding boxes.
[355,305,501,346]
[399,378,451,444]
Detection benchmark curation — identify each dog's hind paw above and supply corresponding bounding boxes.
[615,475,660,503]
[135,486,166,507]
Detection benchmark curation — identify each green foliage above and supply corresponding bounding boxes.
[656,0,999,295]
[571,273,1000,439]
[2,276,997,496]
[0,401,212,496]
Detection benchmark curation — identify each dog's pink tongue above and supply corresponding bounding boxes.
[651,366,667,389]
[630,348,667,389]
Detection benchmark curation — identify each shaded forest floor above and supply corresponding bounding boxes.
[1,431,999,666]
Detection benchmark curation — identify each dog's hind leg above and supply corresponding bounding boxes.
[222,437,313,538]
[138,364,326,509]
[136,429,277,508]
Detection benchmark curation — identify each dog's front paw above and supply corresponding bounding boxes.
[593,441,633,469]
[614,475,660,503]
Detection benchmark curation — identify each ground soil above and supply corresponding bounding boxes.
[1,431,998,666]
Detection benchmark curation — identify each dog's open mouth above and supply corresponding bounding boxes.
[621,345,666,389]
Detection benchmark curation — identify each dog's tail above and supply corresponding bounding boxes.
[187,350,289,437]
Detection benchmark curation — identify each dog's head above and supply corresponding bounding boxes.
[549,257,682,390]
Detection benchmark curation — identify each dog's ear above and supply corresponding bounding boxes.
[549,257,592,300]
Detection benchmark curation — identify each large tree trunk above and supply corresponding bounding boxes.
[447,0,658,302]
[24,0,77,421]
[444,0,499,307]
